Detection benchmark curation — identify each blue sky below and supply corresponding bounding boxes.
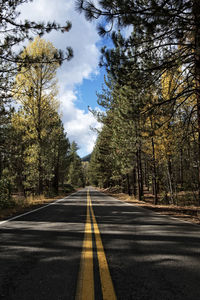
[76,69,106,111]
[18,0,109,157]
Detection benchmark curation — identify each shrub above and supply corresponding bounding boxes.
[0,177,14,209]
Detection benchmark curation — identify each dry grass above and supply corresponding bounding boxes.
[0,193,70,221]
[101,190,200,225]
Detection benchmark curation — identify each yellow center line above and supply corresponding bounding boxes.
[76,193,94,300]
[88,191,117,300]
[76,189,116,300]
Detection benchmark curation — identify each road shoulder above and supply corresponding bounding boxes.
[98,189,200,226]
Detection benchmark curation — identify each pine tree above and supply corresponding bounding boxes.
[77,0,200,201]
[0,1,73,194]
[12,37,62,194]
[0,0,72,98]
[67,142,85,188]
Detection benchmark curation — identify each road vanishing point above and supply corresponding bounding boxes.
[0,187,200,300]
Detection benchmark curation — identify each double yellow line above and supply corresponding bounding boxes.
[76,190,116,300]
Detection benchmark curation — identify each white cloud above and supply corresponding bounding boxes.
[19,0,101,156]
[60,91,102,157]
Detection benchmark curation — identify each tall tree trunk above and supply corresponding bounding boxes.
[167,158,174,204]
[180,149,183,189]
[150,117,158,204]
[0,153,2,179]
[53,159,59,194]
[37,76,43,195]
[38,149,43,195]
[193,0,200,205]
[132,167,137,196]
[136,151,141,200]
[53,143,60,195]
[126,173,131,195]
[135,121,144,201]
[144,159,149,191]
[139,146,144,199]
[136,148,144,201]
[151,136,158,205]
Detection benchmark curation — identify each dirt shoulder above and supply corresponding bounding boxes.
[0,192,74,221]
[100,189,200,225]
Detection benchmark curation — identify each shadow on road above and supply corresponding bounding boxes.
[0,189,200,300]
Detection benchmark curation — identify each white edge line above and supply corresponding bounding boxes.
[0,191,80,226]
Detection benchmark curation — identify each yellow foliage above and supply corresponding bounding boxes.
[161,69,180,100]
[13,36,59,106]
[12,36,61,145]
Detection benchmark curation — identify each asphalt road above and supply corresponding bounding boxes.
[0,187,200,300]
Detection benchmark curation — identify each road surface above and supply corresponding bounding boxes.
[0,187,200,299]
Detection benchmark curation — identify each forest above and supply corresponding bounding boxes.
[0,1,85,211]
[1,0,200,214]
[78,0,200,207]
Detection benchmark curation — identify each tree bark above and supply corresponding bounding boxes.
[136,148,144,201]
[126,173,131,195]
[180,149,183,189]
[37,71,43,195]
[193,0,200,205]
[53,159,59,194]
[167,158,174,204]
[144,159,149,191]
[151,136,158,205]
[132,167,137,196]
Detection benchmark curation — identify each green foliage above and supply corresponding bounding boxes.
[81,154,91,162]
[0,1,72,141]
[62,184,75,194]
[67,142,85,188]
[79,1,200,205]
[3,37,71,197]
[88,65,200,204]
[0,170,14,209]
[0,1,74,206]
